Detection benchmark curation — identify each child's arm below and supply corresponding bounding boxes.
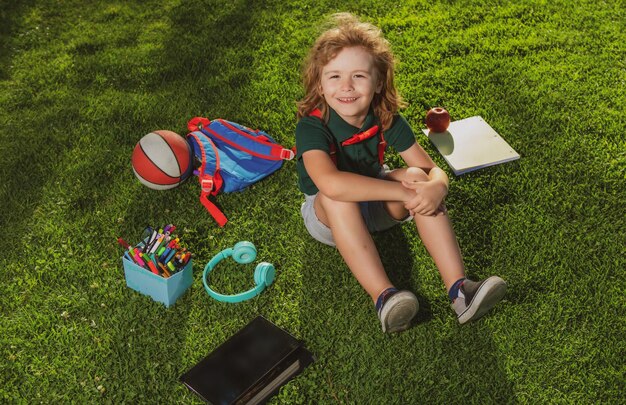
[399,143,449,215]
[302,150,416,203]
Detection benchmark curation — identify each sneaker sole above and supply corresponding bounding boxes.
[458,277,507,325]
[380,291,419,333]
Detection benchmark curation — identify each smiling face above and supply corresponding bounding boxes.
[319,46,382,128]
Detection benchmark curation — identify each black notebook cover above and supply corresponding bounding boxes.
[180,316,314,405]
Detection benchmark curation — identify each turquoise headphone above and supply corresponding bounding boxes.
[202,242,275,303]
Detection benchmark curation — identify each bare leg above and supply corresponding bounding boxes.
[385,167,465,291]
[413,213,465,290]
[314,193,393,302]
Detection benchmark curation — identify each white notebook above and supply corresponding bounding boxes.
[422,116,520,175]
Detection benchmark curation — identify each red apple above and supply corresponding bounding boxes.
[425,107,451,133]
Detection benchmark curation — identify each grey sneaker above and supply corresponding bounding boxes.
[378,290,419,333]
[452,277,507,324]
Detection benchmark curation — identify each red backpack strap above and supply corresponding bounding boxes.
[200,193,228,227]
[265,143,295,160]
[310,108,323,119]
[214,119,295,161]
[377,131,387,166]
[188,130,228,227]
[309,109,337,164]
[199,171,227,227]
[188,117,211,132]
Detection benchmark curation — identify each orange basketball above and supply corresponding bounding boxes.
[132,130,193,190]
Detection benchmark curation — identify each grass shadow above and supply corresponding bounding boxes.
[0,0,278,400]
[298,221,515,401]
[99,2,263,401]
[0,0,56,252]
[0,0,34,80]
[415,323,516,403]
[375,225,434,325]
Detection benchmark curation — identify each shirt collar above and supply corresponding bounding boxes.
[327,107,377,142]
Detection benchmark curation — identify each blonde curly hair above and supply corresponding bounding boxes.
[297,13,405,130]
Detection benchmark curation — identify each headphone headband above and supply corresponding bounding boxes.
[202,242,275,303]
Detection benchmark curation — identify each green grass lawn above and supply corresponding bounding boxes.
[1,0,624,403]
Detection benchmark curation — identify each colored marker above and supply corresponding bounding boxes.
[124,247,137,264]
[173,252,187,268]
[117,238,131,249]
[163,249,177,265]
[159,247,172,262]
[179,252,189,264]
[167,261,176,272]
[158,262,171,278]
[181,253,191,266]
[140,253,159,275]
[149,234,164,254]
[133,249,146,267]
[146,260,159,275]
[121,224,190,278]
[172,251,184,266]
[153,234,170,254]
[167,237,179,248]
[143,229,158,252]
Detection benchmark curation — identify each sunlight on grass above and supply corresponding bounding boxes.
[1,0,624,403]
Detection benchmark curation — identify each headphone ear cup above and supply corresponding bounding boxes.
[232,241,256,264]
[254,262,275,287]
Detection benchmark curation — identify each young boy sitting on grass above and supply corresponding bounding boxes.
[295,13,506,332]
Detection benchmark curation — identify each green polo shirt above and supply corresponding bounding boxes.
[295,107,416,195]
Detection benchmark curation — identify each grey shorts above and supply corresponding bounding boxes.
[300,194,412,247]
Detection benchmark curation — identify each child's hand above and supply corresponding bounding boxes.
[402,178,448,216]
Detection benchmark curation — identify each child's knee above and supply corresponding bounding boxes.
[405,167,429,183]
[386,167,429,183]
[315,192,335,208]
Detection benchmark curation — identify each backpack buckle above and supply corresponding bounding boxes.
[188,117,211,132]
[280,148,295,160]
[201,178,214,193]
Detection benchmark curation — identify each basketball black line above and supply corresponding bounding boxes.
[139,135,180,183]
[154,131,183,183]
[133,168,174,190]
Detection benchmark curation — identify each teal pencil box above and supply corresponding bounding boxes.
[122,256,193,308]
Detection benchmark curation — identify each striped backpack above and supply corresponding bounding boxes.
[186,117,294,227]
